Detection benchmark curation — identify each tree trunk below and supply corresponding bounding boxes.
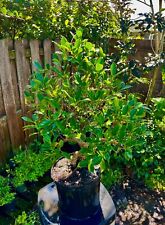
[145,0,164,104]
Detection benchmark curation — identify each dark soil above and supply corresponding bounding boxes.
[51,157,98,186]
[110,179,165,225]
[62,168,98,186]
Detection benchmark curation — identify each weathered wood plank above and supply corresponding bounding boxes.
[8,40,21,110]
[0,81,5,117]
[0,39,25,151]
[23,40,32,82]
[11,59,21,110]
[43,39,52,67]
[0,116,11,164]
[30,40,42,72]
[15,40,32,143]
[15,40,30,114]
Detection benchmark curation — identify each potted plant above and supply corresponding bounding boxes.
[23,28,147,224]
[24,28,116,179]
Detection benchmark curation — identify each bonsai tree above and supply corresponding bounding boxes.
[23,28,148,182]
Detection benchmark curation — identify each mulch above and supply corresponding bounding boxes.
[110,179,165,225]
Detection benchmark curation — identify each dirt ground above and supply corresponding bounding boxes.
[110,179,165,225]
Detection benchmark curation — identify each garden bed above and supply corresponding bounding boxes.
[111,179,165,225]
[0,175,164,225]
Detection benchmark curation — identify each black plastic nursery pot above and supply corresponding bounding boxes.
[54,169,100,220]
[38,182,116,225]
[40,156,116,224]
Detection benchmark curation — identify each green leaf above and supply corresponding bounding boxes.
[96,63,103,71]
[53,112,60,120]
[118,125,126,140]
[112,124,120,135]
[124,149,132,160]
[92,155,102,165]
[38,120,51,128]
[60,36,70,48]
[1,7,7,15]
[23,125,36,130]
[136,107,145,116]
[62,90,71,98]
[56,121,65,131]
[34,61,42,70]
[85,42,93,50]
[104,152,110,161]
[22,117,33,123]
[88,159,94,172]
[52,53,60,61]
[130,108,137,118]
[111,62,117,76]
[76,28,83,38]
[24,91,31,97]
[65,19,69,26]
[51,100,60,109]
[37,93,44,101]
[100,159,106,172]
[96,114,104,125]
[122,105,129,115]
[78,159,88,168]
[128,99,135,106]
[43,133,51,143]
[36,72,44,81]
[52,67,62,76]
[74,39,81,49]
[30,80,36,88]
[121,84,132,91]
[99,47,105,57]
[32,114,39,121]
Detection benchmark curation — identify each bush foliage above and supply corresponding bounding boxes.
[0,0,119,43]
[19,30,164,190]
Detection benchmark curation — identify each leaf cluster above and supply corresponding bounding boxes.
[14,210,39,225]
[10,147,58,187]
[0,175,15,206]
[0,0,119,42]
[23,29,153,175]
[135,11,165,33]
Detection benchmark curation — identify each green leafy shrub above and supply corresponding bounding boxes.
[0,0,119,42]
[22,29,156,187]
[0,175,15,206]
[151,98,165,132]
[11,148,58,187]
[14,211,39,225]
[0,29,161,191]
[141,97,165,190]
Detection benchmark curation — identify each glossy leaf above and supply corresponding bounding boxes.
[111,62,117,76]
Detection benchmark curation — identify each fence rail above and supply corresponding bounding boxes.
[0,38,161,164]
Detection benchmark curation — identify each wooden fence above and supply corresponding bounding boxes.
[0,38,161,164]
[0,39,58,164]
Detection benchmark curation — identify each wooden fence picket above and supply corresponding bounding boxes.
[0,39,24,154]
[15,40,30,114]
[30,40,42,72]
[15,40,32,143]
[0,117,11,163]
[43,39,52,67]
[0,84,5,117]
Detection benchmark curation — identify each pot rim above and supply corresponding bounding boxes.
[51,158,100,188]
